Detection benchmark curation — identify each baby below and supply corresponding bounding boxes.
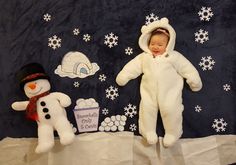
[116,18,202,147]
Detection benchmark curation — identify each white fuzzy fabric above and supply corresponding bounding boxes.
[0,133,236,165]
[116,17,202,147]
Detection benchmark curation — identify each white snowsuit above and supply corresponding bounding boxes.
[116,18,202,146]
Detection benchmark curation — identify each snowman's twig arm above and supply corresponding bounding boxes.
[52,92,72,108]
[11,101,29,111]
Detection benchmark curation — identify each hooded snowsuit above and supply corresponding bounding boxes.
[116,18,202,147]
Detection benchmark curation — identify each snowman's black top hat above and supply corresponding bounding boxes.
[16,63,50,90]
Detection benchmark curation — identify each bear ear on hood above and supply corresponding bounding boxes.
[141,25,147,34]
[141,17,170,34]
[160,17,169,24]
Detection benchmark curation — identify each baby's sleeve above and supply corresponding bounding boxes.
[171,51,202,91]
[116,54,143,86]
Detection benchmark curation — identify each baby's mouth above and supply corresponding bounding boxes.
[152,51,160,55]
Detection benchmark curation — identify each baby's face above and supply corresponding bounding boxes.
[148,34,169,56]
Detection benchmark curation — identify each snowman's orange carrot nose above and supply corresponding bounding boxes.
[27,83,36,90]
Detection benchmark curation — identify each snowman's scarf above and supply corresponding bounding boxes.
[26,91,50,121]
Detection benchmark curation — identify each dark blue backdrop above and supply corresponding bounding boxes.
[0,0,235,140]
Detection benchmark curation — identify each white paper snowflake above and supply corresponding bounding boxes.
[99,115,127,132]
[83,34,91,42]
[43,13,51,22]
[199,56,215,71]
[125,47,133,55]
[124,104,137,118]
[129,124,137,132]
[48,35,61,50]
[105,86,119,100]
[198,7,214,21]
[102,108,109,115]
[195,105,202,113]
[145,13,159,25]
[104,32,118,48]
[99,74,107,82]
[194,29,209,44]
[223,84,231,91]
[73,28,80,35]
[73,81,80,88]
[212,118,227,132]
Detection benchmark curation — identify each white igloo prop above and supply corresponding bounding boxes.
[55,51,100,78]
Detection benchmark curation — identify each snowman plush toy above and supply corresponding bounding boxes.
[11,63,75,153]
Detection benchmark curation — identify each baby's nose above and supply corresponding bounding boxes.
[153,47,159,50]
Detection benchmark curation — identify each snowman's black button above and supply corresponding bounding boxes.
[43,108,49,113]
[40,101,46,106]
[45,114,51,119]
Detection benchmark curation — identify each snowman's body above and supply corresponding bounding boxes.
[12,79,75,153]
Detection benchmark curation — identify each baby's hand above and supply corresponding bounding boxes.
[187,78,202,92]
